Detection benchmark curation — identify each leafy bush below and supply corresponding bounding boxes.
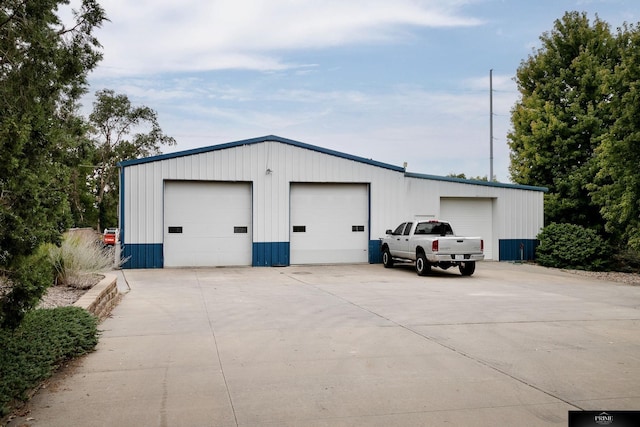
[536,223,609,270]
[611,248,640,273]
[0,248,55,329]
[48,230,116,289]
[0,307,98,417]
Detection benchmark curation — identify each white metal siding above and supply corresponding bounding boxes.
[290,183,369,264]
[123,141,404,247]
[120,138,545,267]
[163,181,252,267]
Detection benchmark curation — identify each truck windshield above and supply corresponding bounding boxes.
[414,222,453,235]
[392,223,407,235]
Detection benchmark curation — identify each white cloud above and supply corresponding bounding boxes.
[92,0,482,76]
[114,72,513,180]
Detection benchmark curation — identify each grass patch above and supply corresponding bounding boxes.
[0,306,98,417]
[47,230,119,289]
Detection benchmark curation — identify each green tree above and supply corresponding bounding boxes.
[88,89,176,231]
[591,24,640,251]
[447,173,468,179]
[67,139,100,229]
[508,12,616,231]
[60,112,99,229]
[446,173,493,182]
[0,0,106,327]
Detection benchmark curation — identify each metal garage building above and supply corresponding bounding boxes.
[118,135,546,268]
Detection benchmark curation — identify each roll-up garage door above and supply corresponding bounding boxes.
[164,181,252,267]
[290,183,369,264]
[440,198,494,260]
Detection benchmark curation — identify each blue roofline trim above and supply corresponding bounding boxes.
[118,135,406,173]
[404,172,548,192]
[116,134,548,192]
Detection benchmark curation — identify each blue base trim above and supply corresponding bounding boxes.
[369,240,382,264]
[499,239,538,261]
[122,243,163,269]
[253,242,290,266]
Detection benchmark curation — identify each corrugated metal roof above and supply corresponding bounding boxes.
[118,134,548,192]
[405,172,548,192]
[118,135,405,172]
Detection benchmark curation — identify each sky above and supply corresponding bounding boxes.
[74,0,638,183]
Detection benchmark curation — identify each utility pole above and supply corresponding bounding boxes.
[489,69,494,182]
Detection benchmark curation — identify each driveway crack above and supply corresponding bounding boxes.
[405,326,585,411]
[196,270,240,427]
[295,276,585,412]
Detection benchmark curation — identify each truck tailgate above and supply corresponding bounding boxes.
[437,237,482,254]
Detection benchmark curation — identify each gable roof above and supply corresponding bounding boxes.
[118,134,404,172]
[118,134,547,192]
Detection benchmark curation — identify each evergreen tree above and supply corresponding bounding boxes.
[0,0,106,327]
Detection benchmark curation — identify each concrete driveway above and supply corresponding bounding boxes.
[8,262,640,426]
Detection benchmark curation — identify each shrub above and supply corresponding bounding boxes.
[536,223,609,270]
[48,231,116,289]
[0,248,55,329]
[611,248,640,273]
[0,306,98,417]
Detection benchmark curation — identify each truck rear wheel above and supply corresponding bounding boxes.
[382,247,394,268]
[459,262,476,276]
[416,253,431,276]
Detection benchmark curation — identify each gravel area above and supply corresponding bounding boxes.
[38,274,104,309]
[37,286,89,309]
[562,268,640,286]
[0,274,104,310]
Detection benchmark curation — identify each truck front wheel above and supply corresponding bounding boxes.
[416,253,431,276]
[459,262,476,276]
[382,247,394,268]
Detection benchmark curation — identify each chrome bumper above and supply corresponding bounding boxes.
[426,253,485,263]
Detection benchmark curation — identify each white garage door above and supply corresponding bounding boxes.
[164,181,252,267]
[440,198,494,260]
[290,183,369,264]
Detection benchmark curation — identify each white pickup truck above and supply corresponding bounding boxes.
[380,220,484,276]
